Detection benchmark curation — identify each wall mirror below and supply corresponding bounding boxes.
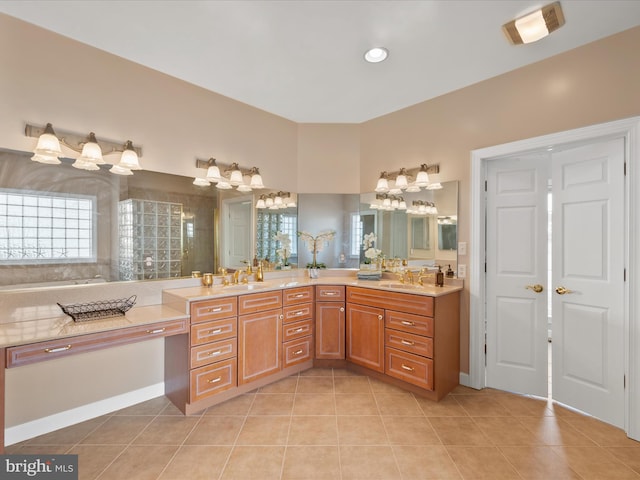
[0,149,219,288]
[359,180,458,269]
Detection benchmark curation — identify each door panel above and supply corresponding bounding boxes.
[552,138,625,427]
[486,155,550,397]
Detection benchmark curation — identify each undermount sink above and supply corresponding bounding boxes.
[221,282,272,292]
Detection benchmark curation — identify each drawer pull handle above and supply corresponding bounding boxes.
[293,349,304,355]
[44,345,72,353]
[208,350,222,356]
[208,307,223,313]
[401,364,415,372]
[401,321,415,326]
[294,311,304,316]
[295,327,305,333]
[294,294,305,298]
[208,376,222,384]
[400,340,415,346]
[209,328,223,334]
[324,292,337,296]
[146,328,166,334]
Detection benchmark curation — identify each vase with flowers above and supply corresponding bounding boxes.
[297,230,336,276]
[273,231,292,269]
[362,232,383,270]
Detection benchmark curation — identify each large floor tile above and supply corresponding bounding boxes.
[249,393,295,415]
[293,393,336,415]
[132,415,199,445]
[499,445,582,480]
[429,417,490,446]
[282,446,340,479]
[96,445,179,480]
[337,415,389,445]
[68,444,126,480]
[296,376,334,393]
[204,393,256,416]
[220,446,285,480]
[235,415,291,445]
[392,445,462,479]
[335,393,378,415]
[446,446,520,479]
[382,415,441,445]
[288,416,338,445]
[375,392,423,415]
[158,445,232,480]
[184,416,245,445]
[79,416,153,445]
[339,445,402,480]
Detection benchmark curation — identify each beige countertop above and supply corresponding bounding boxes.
[0,304,188,348]
[163,275,463,312]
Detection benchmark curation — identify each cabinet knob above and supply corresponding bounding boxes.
[378,315,383,320]
[279,314,284,320]
[339,307,345,312]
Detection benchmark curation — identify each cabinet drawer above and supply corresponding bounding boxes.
[385,310,433,338]
[283,286,314,305]
[347,286,433,316]
[283,336,313,368]
[238,290,282,315]
[384,328,433,358]
[6,318,188,368]
[282,318,314,343]
[190,337,237,369]
[282,302,313,323]
[385,347,433,390]
[316,285,345,301]
[191,297,237,324]
[190,358,237,402]
[191,317,237,346]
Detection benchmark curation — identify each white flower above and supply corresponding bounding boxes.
[362,232,377,250]
[364,247,382,260]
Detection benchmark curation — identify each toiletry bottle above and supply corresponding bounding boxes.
[436,265,444,287]
[446,264,454,278]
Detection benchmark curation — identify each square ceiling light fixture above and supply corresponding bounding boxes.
[502,2,565,45]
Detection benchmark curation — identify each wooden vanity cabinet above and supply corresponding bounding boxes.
[345,301,384,372]
[238,290,283,385]
[315,285,345,360]
[346,286,459,400]
[282,286,314,368]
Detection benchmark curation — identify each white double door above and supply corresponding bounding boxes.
[485,137,625,427]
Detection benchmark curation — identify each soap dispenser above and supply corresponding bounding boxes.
[435,265,444,287]
[446,264,455,278]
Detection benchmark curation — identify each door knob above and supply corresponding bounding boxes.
[526,284,544,293]
[555,286,574,295]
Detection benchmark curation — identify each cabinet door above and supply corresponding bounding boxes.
[346,303,384,372]
[316,302,345,359]
[238,309,282,385]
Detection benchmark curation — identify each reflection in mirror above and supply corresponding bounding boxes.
[297,193,360,269]
[359,181,458,270]
[0,149,217,288]
[253,190,298,269]
[217,190,253,271]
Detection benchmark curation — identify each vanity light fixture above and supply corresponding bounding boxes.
[256,195,267,209]
[255,192,295,209]
[370,194,407,212]
[25,122,143,174]
[373,164,441,193]
[502,2,565,45]
[407,200,438,216]
[195,158,267,192]
[193,177,211,187]
[364,47,389,63]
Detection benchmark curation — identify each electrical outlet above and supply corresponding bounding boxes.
[458,264,466,278]
[458,242,467,256]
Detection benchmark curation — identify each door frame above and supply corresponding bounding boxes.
[468,116,640,440]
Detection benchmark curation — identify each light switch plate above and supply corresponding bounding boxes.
[458,264,466,278]
[458,242,467,256]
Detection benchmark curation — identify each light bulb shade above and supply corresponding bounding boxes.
[391,198,399,208]
[265,197,274,207]
[77,133,104,165]
[31,153,61,165]
[193,177,211,186]
[256,197,266,209]
[375,177,389,193]
[229,164,243,186]
[32,123,63,159]
[216,179,232,190]
[399,201,407,210]
[237,183,252,192]
[206,165,221,181]
[274,195,283,206]
[382,198,391,207]
[414,166,430,187]
[395,169,408,189]
[249,168,265,188]
[72,158,100,171]
[109,164,133,176]
[118,141,141,170]
[405,184,421,192]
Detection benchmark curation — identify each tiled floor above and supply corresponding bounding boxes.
[7,368,640,479]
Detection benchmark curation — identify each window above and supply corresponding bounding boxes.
[350,212,363,257]
[256,211,297,262]
[0,189,96,263]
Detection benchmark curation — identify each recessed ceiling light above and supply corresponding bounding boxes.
[364,47,388,63]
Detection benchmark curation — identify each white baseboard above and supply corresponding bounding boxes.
[459,372,472,388]
[5,382,164,446]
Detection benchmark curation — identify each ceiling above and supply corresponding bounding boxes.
[2,1,640,123]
